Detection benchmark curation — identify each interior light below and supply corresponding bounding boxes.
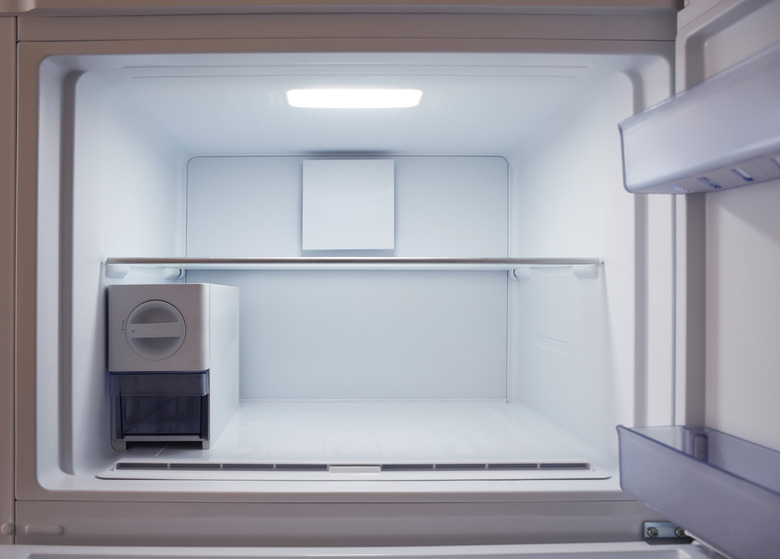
[286,88,422,109]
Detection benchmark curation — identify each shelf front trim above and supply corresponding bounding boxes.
[104,256,602,277]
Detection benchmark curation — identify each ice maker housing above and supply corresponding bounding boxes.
[107,283,239,450]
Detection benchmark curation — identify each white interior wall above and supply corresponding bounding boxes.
[40,50,657,475]
[34,58,70,484]
[185,156,509,258]
[186,156,509,401]
[67,72,187,471]
[190,270,508,401]
[507,72,637,466]
[705,178,780,452]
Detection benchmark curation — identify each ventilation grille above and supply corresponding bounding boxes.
[115,461,592,472]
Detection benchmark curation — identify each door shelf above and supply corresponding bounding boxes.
[104,257,602,279]
[617,425,780,559]
[620,39,780,194]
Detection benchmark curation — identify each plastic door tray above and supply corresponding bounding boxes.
[617,425,780,559]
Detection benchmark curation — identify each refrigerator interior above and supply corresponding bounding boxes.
[32,49,672,492]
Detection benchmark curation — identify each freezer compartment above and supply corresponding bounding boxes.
[617,425,780,559]
[23,47,666,496]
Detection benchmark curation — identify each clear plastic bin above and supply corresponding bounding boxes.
[617,425,780,559]
[619,40,780,194]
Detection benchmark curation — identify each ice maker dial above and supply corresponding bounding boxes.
[125,300,186,360]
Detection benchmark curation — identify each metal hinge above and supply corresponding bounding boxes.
[643,521,693,544]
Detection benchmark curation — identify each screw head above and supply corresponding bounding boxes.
[675,527,687,538]
[646,526,660,538]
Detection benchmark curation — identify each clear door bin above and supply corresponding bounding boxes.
[619,40,780,194]
[617,426,780,559]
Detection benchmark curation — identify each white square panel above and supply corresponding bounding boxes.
[302,159,395,250]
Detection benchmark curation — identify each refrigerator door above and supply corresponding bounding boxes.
[0,543,717,558]
[621,0,780,195]
[619,1,780,558]
[619,38,780,194]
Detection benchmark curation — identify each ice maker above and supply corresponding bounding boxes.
[108,283,239,450]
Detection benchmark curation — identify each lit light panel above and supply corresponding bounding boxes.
[286,88,422,109]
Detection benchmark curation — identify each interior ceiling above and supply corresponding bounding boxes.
[93,52,638,156]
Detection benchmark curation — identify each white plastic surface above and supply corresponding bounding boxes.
[190,270,508,401]
[508,71,639,470]
[99,402,606,481]
[185,155,510,401]
[704,175,780,452]
[108,284,239,450]
[125,301,186,360]
[206,284,241,444]
[186,156,508,258]
[302,159,395,251]
[108,284,210,372]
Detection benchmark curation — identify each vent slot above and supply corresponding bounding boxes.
[433,463,487,471]
[169,463,221,470]
[539,462,591,470]
[381,464,435,471]
[732,167,754,182]
[274,464,328,471]
[487,463,538,470]
[221,463,275,471]
[115,462,168,470]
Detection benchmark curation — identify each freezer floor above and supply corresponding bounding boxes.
[100,402,610,481]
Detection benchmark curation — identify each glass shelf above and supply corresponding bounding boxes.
[104,256,602,279]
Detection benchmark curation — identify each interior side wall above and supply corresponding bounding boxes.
[507,72,637,466]
[66,71,186,471]
[33,57,71,487]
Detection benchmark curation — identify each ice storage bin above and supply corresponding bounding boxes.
[109,372,209,442]
[617,425,780,559]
